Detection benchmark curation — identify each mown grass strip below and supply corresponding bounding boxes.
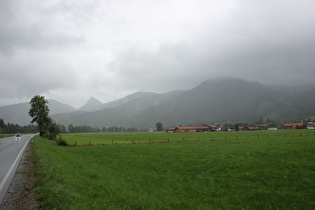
[33,132,315,209]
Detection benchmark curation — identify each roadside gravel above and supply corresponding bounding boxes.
[0,141,38,210]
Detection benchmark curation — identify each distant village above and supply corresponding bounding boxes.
[165,122,315,133]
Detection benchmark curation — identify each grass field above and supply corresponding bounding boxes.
[33,130,315,209]
[0,134,14,138]
[61,129,315,145]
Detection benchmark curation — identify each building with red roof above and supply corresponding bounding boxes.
[166,125,221,133]
[283,123,304,129]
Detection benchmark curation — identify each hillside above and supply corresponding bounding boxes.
[0,99,76,125]
[51,91,182,128]
[78,97,103,112]
[51,79,315,129]
[1,79,314,128]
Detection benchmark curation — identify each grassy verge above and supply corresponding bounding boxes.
[33,133,315,209]
[0,134,14,138]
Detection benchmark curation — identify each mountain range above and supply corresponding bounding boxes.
[0,99,76,126]
[1,78,314,129]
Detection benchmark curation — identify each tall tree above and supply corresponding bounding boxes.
[156,122,163,131]
[29,95,52,136]
[68,124,74,133]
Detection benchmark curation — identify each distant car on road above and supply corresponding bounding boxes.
[15,133,21,139]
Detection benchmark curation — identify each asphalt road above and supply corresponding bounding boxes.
[0,134,35,205]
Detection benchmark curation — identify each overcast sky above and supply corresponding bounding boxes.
[1,0,315,108]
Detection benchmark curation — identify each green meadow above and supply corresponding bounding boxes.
[0,134,14,138]
[61,129,314,145]
[33,130,315,209]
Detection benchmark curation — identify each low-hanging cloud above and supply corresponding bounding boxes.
[109,26,315,92]
[0,52,80,98]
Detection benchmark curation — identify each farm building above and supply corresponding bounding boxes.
[307,122,315,129]
[166,125,221,133]
[283,123,304,129]
[245,124,278,131]
[267,124,278,130]
[245,125,259,131]
[206,124,223,131]
[255,124,270,130]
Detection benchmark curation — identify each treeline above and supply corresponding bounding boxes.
[68,124,100,133]
[0,118,38,134]
[67,124,138,133]
[102,126,138,132]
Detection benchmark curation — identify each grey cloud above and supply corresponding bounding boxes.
[0,0,85,56]
[0,54,79,99]
[108,43,199,92]
[109,11,315,91]
[0,25,84,56]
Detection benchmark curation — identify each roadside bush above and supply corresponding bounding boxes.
[46,122,61,140]
[46,133,57,140]
[57,139,68,146]
[56,136,68,146]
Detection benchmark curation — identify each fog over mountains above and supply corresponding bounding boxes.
[1,78,314,129]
